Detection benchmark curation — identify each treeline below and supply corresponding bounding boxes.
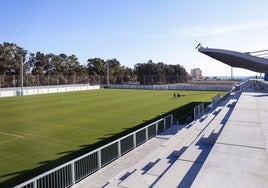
[0,42,188,87]
[135,60,187,84]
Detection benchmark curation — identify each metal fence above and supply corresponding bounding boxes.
[0,74,106,88]
[15,114,173,188]
[194,103,205,120]
[109,84,231,91]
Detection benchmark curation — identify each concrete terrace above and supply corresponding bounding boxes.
[73,83,268,188]
[192,91,268,188]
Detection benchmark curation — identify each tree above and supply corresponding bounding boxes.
[0,42,26,87]
[134,60,188,84]
[134,60,159,84]
[87,58,106,76]
[0,41,190,87]
[106,58,121,84]
[30,51,46,76]
[121,66,136,84]
[87,58,106,84]
[67,54,80,75]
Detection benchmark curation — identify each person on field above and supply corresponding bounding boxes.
[174,93,176,98]
[177,93,180,98]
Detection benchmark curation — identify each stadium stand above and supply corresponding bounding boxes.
[192,90,268,188]
[73,83,268,187]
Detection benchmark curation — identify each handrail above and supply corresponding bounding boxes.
[14,114,173,188]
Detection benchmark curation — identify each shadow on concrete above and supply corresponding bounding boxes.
[141,159,161,175]
[147,93,238,187]
[253,94,268,97]
[148,146,188,188]
[177,95,238,187]
[177,140,213,187]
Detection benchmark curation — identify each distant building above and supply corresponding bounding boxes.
[191,68,202,80]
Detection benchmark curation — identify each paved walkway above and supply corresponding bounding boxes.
[192,91,268,188]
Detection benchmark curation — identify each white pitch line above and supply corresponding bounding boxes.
[0,137,22,144]
[0,131,24,138]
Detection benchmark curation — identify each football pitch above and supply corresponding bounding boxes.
[0,89,226,186]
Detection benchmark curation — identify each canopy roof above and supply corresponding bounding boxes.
[198,46,268,73]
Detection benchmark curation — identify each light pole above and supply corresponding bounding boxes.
[231,66,233,91]
[20,50,27,96]
[106,61,110,85]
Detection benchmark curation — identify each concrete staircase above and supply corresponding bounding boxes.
[105,93,240,188]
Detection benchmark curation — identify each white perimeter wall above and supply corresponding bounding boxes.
[108,84,231,91]
[0,83,236,98]
[0,84,100,97]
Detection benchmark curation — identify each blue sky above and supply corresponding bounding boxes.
[1,0,268,76]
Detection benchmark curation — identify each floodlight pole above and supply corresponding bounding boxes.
[106,61,110,85]
[231,66,233,91]
[20,50,27,96]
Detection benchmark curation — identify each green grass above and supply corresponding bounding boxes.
[0,89,226,186]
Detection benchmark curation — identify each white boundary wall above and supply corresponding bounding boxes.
[0,84,100,97]
[108,84,230,91]
[0,83,232,98]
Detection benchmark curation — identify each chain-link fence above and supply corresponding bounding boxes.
[0,75,108,88]
[136,74,187,85]
[0,74,188,88]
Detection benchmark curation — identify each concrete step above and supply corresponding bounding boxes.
[201,120,222,145]
[118,169,157,188]
[201,98,237,145]
[104,98,237,187]
[153,133,214,187]
[116,120,210,187]
[154,159,202,188]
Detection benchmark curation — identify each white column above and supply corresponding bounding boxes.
[145,127,148,141]
[133,133,136,148]
[118,141,121,157]
[71,162,76,185]
[97,150,101,169]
